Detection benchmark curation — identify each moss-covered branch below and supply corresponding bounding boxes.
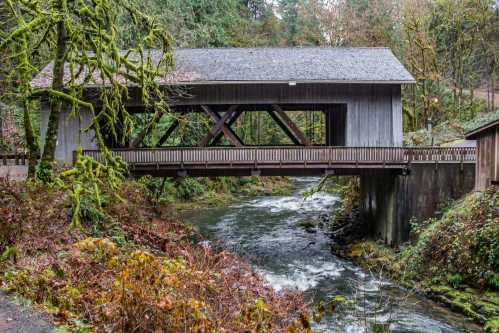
[3,0,174,183]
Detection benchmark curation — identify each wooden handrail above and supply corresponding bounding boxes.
[80,147,476,165]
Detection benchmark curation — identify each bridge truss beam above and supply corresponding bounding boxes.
[200,105,243,147]
[144,104,318,149]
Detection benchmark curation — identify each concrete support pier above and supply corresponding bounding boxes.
[360,162,475,245]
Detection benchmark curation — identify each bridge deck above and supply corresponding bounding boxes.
[81,147,476,177]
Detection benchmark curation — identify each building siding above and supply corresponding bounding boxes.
[39,104,98,164]
[475,126,499,191]
[165,83,401,147]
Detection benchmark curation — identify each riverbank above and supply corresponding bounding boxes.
[0,291,53,333]
[143,175,294,210]
[0,179,309,332]
[332,186,499,332]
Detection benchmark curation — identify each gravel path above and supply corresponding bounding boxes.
[0,292,53,333]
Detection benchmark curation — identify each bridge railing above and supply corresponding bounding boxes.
[80,146,476,166]
[0,153,31,166]
[404,147,476,162]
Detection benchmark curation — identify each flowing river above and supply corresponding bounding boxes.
[184,177,480,333]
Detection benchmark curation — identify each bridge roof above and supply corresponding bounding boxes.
[171,48,415,84]
[32,47,415,88]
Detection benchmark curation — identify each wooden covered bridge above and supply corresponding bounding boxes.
[34,47,476,244]
[34,47,474,176]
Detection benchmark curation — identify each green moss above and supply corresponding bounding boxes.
[399,187,498,289]
[485,316,499,333]
[486,292,499,306]
[424,285,489,323]
[345,241,397,274]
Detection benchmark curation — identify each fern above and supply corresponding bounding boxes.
[485,272,499,290]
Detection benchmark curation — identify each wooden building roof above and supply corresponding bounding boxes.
[32,47,415,88]
[465,118,499,140]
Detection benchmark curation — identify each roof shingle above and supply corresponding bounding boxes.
[32,47,415,88]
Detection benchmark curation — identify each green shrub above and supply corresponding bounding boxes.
[486,272,499,290]
[176,178,206,200]
[447,273,463,289]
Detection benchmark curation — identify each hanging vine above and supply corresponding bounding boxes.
[57,147,127,228]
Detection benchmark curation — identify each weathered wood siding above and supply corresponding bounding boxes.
[325,104,347,146]
[45,83,404,162]
[361,162,476,244]
[40,104,98,164]
[475,125,499,191]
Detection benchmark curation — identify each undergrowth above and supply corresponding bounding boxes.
[0,179,309,332]
[405,108,499,146]
[399,187,499,290]
[324,176,360,222]
[142,175,293,206]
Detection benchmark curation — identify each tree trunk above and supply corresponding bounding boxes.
[488,78,492,112]
[0,103,4,149]
[19,35,39,177]
[5,0,40,176]
[492,69,496,112]
[470,87,474,117]
[38,8,67,181]
[23,101,39,177]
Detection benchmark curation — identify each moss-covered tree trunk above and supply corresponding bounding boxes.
[19,28,39,177]
[23,101,39,177]
[5,0,40,177]
[38,5,67,181]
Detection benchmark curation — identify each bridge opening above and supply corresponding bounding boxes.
[117,103,349,149]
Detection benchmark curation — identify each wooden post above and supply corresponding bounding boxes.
[212,110,243,145]
[266,110,301,145]
[199,106,238,146]
[156,119,180,147]
[271,105,311,146]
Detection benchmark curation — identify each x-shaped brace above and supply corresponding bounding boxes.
[199,105,243,147]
